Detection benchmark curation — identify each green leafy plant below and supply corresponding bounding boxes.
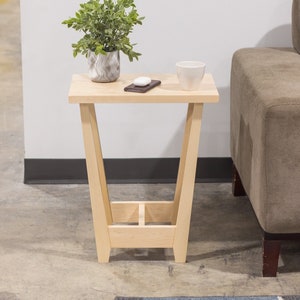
[62,0,144,61]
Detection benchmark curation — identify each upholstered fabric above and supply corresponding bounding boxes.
[292,0,300,53]
[230,48,300,233]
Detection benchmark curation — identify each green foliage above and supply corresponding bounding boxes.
[62,0,144,61]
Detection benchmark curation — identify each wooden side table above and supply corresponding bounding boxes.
[68,73,219,263]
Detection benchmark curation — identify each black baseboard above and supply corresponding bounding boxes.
[24,157,233,184]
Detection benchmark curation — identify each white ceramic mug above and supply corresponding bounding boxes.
[176,61,206,90]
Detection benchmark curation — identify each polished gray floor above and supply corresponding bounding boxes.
[1,1,300,299]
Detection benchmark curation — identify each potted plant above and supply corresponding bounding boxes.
[62,0,144,82]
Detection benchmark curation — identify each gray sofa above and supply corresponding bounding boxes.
[230,0,300,276]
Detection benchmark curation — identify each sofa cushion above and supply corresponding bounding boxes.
[230,47,300,233]
[292,0,300,53]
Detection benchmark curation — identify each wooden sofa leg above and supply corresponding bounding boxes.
[262,237,281,277]
[232,164,246,196]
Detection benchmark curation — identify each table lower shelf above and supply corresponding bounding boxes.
[109,201,175,248]
[111,201,173,224]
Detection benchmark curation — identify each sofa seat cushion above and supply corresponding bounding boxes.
[232,48,300,106]
[230,47,300,233]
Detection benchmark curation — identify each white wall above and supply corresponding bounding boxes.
[21,0,293,159]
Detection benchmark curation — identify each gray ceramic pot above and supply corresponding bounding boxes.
[88,50,120,83]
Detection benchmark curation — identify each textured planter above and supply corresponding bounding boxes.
[88,50,120,82]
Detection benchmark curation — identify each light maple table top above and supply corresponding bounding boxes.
[68,73,219,104]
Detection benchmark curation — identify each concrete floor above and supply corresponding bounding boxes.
[1,0,300,299]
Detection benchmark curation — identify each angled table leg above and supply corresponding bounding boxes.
[80,103,112,262]
[172,103,203,262]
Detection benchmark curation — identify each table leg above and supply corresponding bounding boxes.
[172,103,203,262]
[80,104,112,262]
